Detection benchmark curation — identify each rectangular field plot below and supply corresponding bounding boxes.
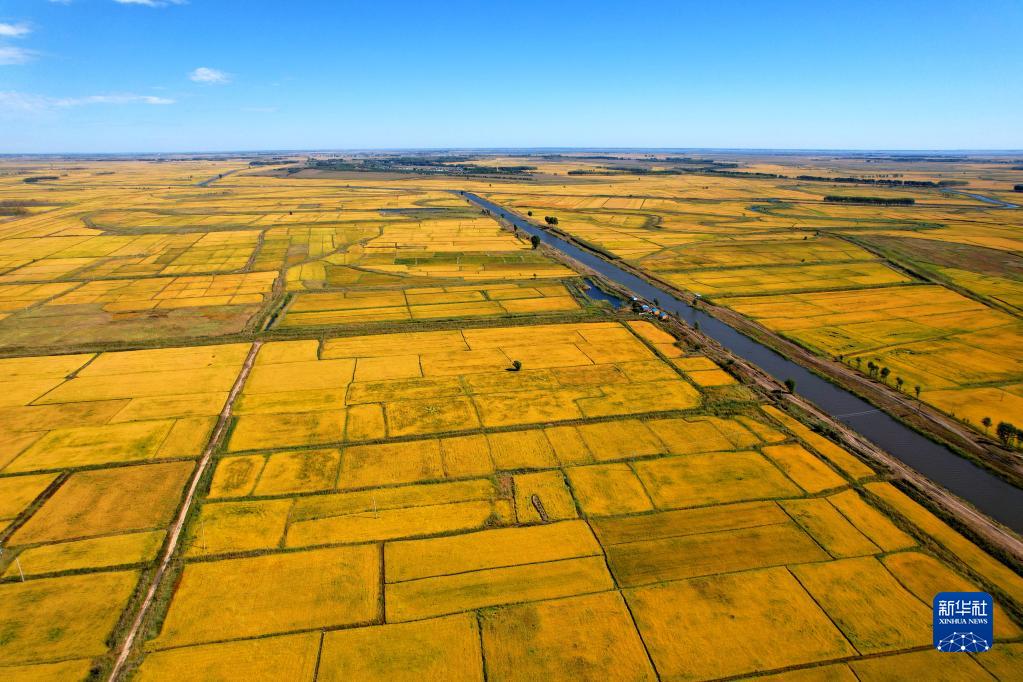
[0,571,140,666]
[286,478,511,547]
[277,281,579,328]
[0,472,58,525]
[481,592,655,681]
[10,461,193,544]
[136,633,321,682]
[661,261,910,297]
[4,530,165,578]
[151,545,379,648]
[318,614,484,681]
[632,450,802,508]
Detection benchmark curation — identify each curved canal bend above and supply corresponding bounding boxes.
[463,192,1023,532]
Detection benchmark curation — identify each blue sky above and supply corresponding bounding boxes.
[1,0,1021,153]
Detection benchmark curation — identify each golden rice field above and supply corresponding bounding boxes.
[0,158,1020,680]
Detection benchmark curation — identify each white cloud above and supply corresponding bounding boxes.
[189,66,230,84]
[114,0,187,7]
[0,46,35,65]
[0,22,31,38]
[0,90,174,113]
[56,94,175,106]
[0,91,50,113]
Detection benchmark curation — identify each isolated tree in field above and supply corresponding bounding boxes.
[784,378,796,393]
[527,210,533,216]
[880,367,891,383]
[981,416,992,434]
[895,376,904,391]
[530,235,541,249]
[510,360,522,372]
[996,421,1016,446]
[914,385,921,399]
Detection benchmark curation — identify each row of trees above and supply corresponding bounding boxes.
[824,195,915,206]
[543,216,559,225]
[844,354,1021,449]
[846,356,920,397]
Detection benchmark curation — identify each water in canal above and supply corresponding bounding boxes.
[466,192,1023,531]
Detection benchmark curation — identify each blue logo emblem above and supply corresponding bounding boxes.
[933,592,993,652]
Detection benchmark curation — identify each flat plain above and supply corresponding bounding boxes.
[0,155,1020,680]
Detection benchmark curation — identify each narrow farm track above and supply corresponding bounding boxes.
[107,341,263,681]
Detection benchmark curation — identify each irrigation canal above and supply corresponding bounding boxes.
[463,191,1023,532]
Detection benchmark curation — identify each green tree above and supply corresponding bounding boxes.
[981,416,992,434]
[880,367,891,384]
[510,360,522,372]
[784,378,796,393]
[996,421,1016,445]
[895,376,904,391]
[914,385,921,399]
[530,235,541,249]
